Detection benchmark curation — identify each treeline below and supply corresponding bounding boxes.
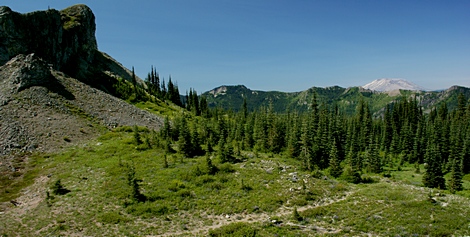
[113,66,182,106]
[153,92,470,193]
[113,66,469,192]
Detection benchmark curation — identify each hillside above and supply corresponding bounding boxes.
[203,84,470,115]
[2,4,470,237]
[0,5,161,156]
[1,129,470,236]
[0,4,168,217]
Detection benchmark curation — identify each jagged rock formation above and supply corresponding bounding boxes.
[0,5,96,80]
[0,54,52,103]
[0,4,137,84]
[0,5,161,157]
[0,53,164,156]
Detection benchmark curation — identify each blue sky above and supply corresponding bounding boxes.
[4,0,470,92]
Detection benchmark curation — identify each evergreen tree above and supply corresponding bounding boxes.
[127,164,144,202]
[422,143,446,189]
[329,139,342,178]
[217,136,234,163]
[299,119,313,170]
[242,97,248,119]
[205,155,218,175]
[448,157,463,193]
[131,66,137,89]
[177,116,192,157]
[133,125,142,145]
[190,121,204,157]
[292,206,303,221]
[286,112,301,158]
[366,138,382,173]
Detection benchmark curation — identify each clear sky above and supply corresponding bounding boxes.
[3,0,470,93]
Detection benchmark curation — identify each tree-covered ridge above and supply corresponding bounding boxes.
[158,90,470,192]
[202,84,470,115]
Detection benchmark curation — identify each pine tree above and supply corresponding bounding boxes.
[127,164,144,202]
[422,143,446,189]
[133,125,142,145]
[163,154,169,168]
[242,97,248,119]
[448,157,463,193]
[205,155,218,175]
[217,136,234,163]
[329,139,342,178]
[367,138,382,173]
[292,206,303,221]
[177,116,192,157]
[299,119,312,170]
[131,66,137,88]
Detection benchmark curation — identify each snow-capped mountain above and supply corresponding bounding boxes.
[362,78,425,92]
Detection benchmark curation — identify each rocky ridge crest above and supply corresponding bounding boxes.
[0,5,162,159]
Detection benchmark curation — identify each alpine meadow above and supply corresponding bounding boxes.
[1,4,470,237]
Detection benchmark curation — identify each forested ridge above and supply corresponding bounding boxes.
[124,69,470,192]
[181,92,469,192]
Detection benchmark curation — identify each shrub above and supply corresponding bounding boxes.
[126,202,170,218]
[208,222,257,237]
[98,212,130,224]
[51,179,70,195]
[218,163,235,173]
[292,207,303,221]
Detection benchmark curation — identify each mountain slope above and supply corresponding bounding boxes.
[0,5,167,189]
[362,78,425,92]
[203,84,470,115]
[0,53,164,154]
[0,4,158,155]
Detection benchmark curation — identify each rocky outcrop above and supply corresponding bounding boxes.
[0,5,97,81]
[0,54,51,90]
[0,4,140,87]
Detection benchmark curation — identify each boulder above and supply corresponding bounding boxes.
[0,54,52,92]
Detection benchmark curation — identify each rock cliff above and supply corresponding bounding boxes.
[0,5,161,168]
[0,4,135,84]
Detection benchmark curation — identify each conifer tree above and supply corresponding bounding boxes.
[286,112,301,158]
[131,66,137,88]
[366,138,382,173]
[422,143,446,189]
[177,116,192,157]
[127,164,144,202]
[299,119,312,170]
[242,97,248,119]
[205,155,218,175]
[133,125,142,145]
[448,157,463,193]
[329,139,342,178]
[217,136,234,163]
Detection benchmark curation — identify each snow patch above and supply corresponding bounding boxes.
[362,78,424,92]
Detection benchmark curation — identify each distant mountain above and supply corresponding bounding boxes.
[362,78,424,92]
[202,84,470,115]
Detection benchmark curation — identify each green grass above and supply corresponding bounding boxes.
[1,129,470,236]
[0,154,46,203]
[0,129,343,236]
[135,100,182,118]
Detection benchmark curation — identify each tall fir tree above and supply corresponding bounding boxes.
[329,139,342,178]
[422,143,446,189]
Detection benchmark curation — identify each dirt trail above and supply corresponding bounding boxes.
[155,191,353,237]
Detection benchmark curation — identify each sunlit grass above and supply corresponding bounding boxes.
[2,129,470,236]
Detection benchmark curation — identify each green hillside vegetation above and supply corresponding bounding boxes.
[4,4,470,236]
[2,72,470,235]
[202,85,470,116]
[1,123,470,236]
